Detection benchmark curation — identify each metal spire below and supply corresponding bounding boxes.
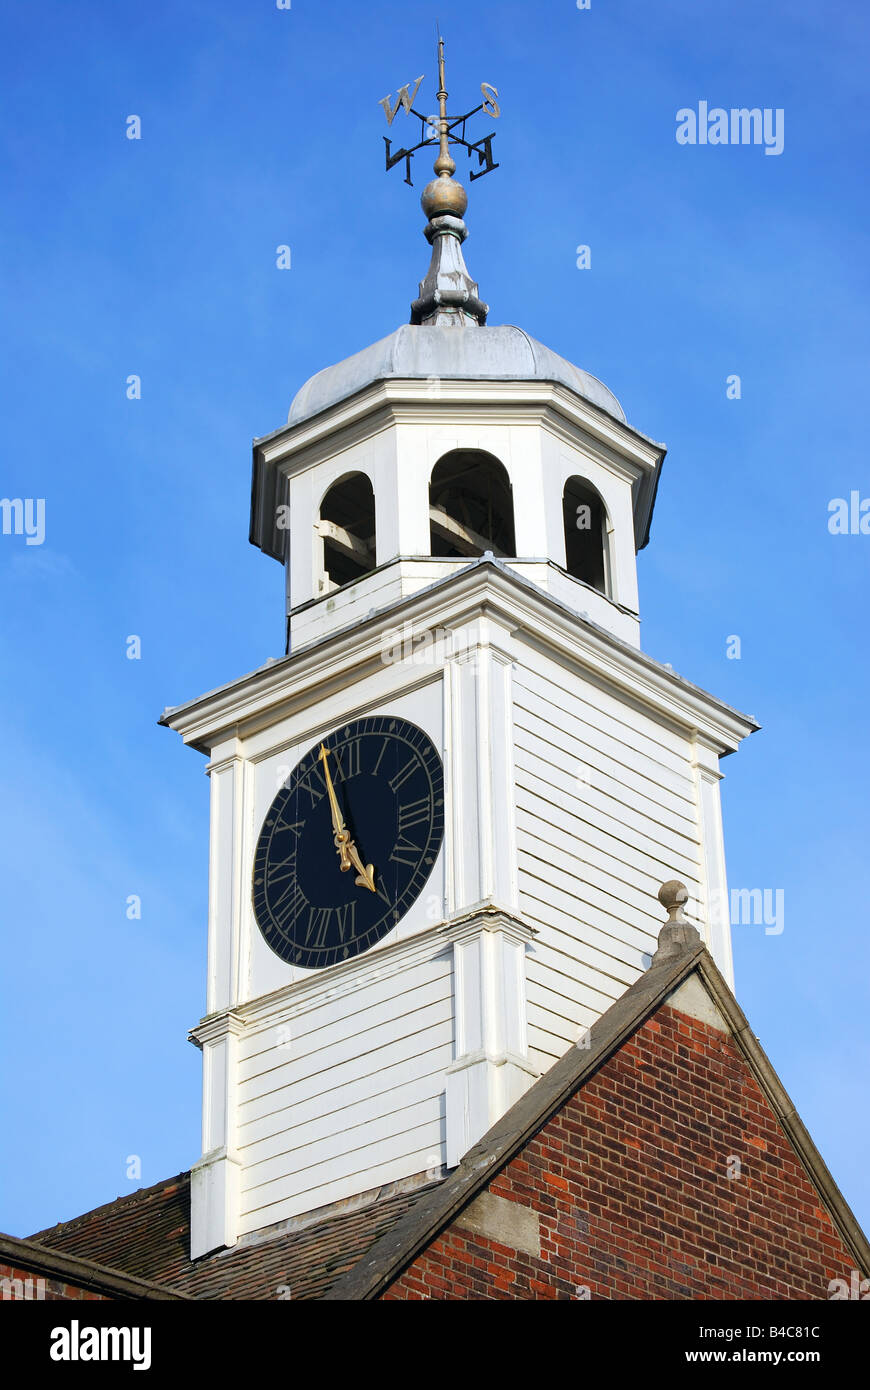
[379,35,501,327]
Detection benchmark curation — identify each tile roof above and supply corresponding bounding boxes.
[30,1173,434,1300]
[0,1231,194,1300]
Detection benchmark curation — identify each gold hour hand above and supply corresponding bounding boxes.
[318,745,376,893]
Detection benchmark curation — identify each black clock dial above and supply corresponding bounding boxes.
[252,715,444,969]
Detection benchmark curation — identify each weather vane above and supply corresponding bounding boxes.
[379,33,501,189]
[377,34,499,327]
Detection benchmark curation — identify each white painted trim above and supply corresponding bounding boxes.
[692,740,735,987]
[440,909,539,1165]
[162,563,757,759]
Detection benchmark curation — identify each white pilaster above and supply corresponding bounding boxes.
[188,1011,245,1258]
[206,743,246,1015]
[443,912,539,1167]
[190,741,248,1258]
[692,739,734,988]
[443,619,519,917]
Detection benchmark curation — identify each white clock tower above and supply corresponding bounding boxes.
[162,57,757,1260]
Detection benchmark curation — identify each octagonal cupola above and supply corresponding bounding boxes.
[249,65,664,656]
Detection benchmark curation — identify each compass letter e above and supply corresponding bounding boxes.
[379,76,425,125]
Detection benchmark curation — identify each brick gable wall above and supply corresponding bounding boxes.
[0,1263,107,1302]
[383,1004,857,1300]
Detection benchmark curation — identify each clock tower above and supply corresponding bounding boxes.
[162,50,757,1260]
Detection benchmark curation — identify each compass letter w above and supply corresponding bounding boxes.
[379,76,424,125]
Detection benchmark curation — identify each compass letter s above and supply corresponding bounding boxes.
[480,83,500,118]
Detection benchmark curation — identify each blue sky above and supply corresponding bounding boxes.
[1,0,868,1241]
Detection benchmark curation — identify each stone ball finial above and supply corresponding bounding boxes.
[421,174,468,221]
[652,879,701,964]
[658,880,689,921]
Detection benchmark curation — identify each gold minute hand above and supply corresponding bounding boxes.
[317,745,376,893]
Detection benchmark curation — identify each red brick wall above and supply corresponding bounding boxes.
[384,1004,858,1300]
[0,1263,107,1301]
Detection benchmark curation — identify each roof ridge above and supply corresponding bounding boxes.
[29,1171,190,1243]
[0,1232,194,1301]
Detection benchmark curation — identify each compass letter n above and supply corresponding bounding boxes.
[379,76,424,125]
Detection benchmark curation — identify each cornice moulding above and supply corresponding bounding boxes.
[195,921,452,1037]
[161,562,758,756]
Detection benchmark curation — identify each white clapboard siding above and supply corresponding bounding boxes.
[241,952,451,1063]
[239,1058,448,1169]
[526,937,637,1031]
[526,978,600,1041]
[516,764,699,883]
[518,835,671,945]
[238,959,452,1086]
[241,1117,441,1228]
[515,658,693,761]
[514,679,697,785]
[523,886,643,989]
[526,960,633,1072]
[513,706,697,837]
[244,1113,439,1203]
[237,995,453,1125]
[511,650,703,1072]
[516,810,672,927]
[526,1012,583,1069]
[513,699,697,830]
[240,1139,441,1235]
[526,944,626,1014]
[236,1043,448,1152]
[242,1093,442,1191]
[527,975,608,1056]
[237,1023,451,1227]
[234,948,453,1239]
[519,849,687,948]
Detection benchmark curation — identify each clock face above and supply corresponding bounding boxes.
[252,715,444,969]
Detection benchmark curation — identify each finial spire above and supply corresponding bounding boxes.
[652,880,702,963]
[379,35,501,328]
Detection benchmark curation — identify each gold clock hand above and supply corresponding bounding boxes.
[345,839,377,894]
[318,745,376,892]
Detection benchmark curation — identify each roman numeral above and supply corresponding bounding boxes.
[266,859,297,888]
[278,819,305,838]
[390,834,420,868]
[372,739,390,777]
[274,882,307,924]
[333,739,362,782]
[389,756,417,793]
[305,906,334,949]
[335,901,356,943]
[397,797,430,836]
[298,766,327,807]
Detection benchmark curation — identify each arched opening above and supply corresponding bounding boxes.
[317,473,376,590]
[429,450,516,559]
[562,477,610,595]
